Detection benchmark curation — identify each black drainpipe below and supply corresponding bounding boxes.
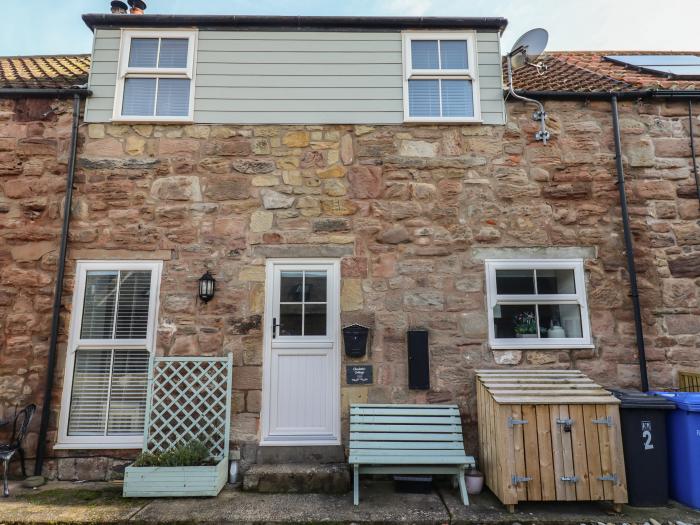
[688,100,700,208]
[611,95,649,392]
[34,94,82,476]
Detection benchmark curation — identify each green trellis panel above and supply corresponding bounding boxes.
[124,354,233,498]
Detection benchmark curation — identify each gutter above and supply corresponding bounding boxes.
[0,88,92,98]
[81,13,508,32]
[513,89,700,101]
[34,93,83,476]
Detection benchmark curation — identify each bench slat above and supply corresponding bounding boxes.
[350,432,463,441]
[351,415,461,424]
[350,440,465,450]
[350,455,471,465]
[350,407,459,416]
[350,424,462,433]
[351,449,467,456]
[352,404,459,408]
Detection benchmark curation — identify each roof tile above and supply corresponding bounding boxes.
[0,55,91,90]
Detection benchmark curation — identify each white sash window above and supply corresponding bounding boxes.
[402,31,480,122]
[56,261,162,449]
[113,30,197,122]
[485,259,593,350]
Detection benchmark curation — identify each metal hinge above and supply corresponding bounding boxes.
[508,417,528,427]
[592,416,613,427]
[597,474,618,483]
[556,418,573,425]
[560,476,579,483]
[512,475,532,485]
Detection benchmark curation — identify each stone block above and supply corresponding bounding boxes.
[261,189,294,209]
[151,176,202,202]
[399,140,438,157]
[282,131,310,148]
[232,158,276,174]
[348,165,382,199]
[404,289,444,311]
[250,210,273,232]
[203,174,250,201]
[459,311,487,338]
[239,266,266,282]
[233,366,262,390]
[493,350,523,365]
[666,315,700,335]
[341,278,363,311]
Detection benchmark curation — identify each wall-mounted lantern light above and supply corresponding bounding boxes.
[198,271,216,303]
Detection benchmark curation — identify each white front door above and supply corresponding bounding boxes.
[261,260,341,445]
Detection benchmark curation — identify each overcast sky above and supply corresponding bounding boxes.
[2,0,699,56]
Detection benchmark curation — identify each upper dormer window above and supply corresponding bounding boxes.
[402,32,480,122]
[113,30,197,122]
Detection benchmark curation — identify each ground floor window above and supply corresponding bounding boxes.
[485,259,592,349]
[57,261,162,449]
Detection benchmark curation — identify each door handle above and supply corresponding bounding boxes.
[272,317,279,339]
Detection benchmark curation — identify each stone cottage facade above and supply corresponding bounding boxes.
[0,17,699,481]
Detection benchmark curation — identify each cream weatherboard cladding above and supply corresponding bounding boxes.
[84,28,505,125]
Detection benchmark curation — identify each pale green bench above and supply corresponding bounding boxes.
[349,404,475,506]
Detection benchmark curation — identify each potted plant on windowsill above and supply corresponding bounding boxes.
[513,312,537,338]
[124,439,228,497]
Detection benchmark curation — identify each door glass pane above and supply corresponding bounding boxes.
[538,304,583,338]
[158,38,188,68]
[536,269,576,294]
[156,78,191,117]
[441,79,473,117]
[280,271,303,302]
[411,40,439,69]
[440,40,468,69]
[305,271,327,302]
[81,271,118,339]
[128,38,158,68]
[279,304,303,336]
[496,270,535,294]
[408,79,440,117]
[122,78,156,116]
[493,304,537,339]
[304,304,327,336]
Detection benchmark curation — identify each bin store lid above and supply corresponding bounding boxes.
[609,389,677,410]
[651,391,700,412]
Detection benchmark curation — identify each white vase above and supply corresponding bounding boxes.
[548,325,566,338]
[466,470,484,495]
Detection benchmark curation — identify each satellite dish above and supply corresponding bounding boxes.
[506,28,551,144]
[509,28,549,70]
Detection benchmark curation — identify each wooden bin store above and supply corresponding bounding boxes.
[476,370,627,512]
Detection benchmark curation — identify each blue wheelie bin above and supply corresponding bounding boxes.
[653,392,700,509]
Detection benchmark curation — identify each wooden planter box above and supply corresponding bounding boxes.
[476,370,627,512]
[123,457,228,497]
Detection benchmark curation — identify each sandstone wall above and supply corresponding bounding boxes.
[1,96,699,479]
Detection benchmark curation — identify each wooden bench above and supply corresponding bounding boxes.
[349,404,475,506]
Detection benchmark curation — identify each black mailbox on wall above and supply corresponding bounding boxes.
[407,329,429,390]
[343,324,369,358]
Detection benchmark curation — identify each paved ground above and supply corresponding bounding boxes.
[0,479,698,524]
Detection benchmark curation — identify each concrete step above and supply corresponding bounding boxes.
[242,463,350,494]
[255,445,345,464]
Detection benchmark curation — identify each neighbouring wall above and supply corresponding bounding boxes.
[1,96,699,480]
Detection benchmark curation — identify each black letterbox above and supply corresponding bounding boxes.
[407,329,430,390]
[343,324,369,358]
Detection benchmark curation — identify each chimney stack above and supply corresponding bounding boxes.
[110,1,128,14]
[127,0,147,14]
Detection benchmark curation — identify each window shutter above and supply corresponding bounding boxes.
[67,349,112,436]
[122,78,156,117]
[106,350,150,435]
[115,270,152,339]
[128,38,159,68]
[408,79,440,117]
[441,79,474,117]
[155,78,191,117]
[440,40,469,69]
[158,38,189,68]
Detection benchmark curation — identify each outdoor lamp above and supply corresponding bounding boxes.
[198,271,216,303]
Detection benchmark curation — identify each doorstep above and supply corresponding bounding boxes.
[1,480,700,525]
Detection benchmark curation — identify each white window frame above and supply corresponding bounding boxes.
[485,259,593,350]
[402,31,481,123]
[112,29,197,123]
[55,260,162,449]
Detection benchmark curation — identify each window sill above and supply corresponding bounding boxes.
[404,116,482,124]
[53,441,142,450]
[111,117,194,124]
[490,342,595,350]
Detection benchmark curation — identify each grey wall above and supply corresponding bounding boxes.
[85,29,505,125]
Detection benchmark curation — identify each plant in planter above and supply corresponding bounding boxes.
[513,311,537,338]
[133,440,214,468]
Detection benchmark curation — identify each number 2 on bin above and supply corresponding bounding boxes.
[641,420,654,451]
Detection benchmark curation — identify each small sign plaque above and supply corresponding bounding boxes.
[346,365,373,385]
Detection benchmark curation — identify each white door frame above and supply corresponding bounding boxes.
[260,258,341,446]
